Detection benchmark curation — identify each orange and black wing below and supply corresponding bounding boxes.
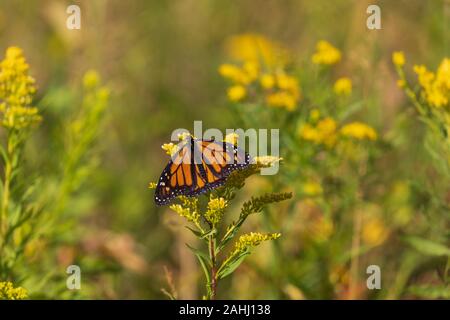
[154,141,196,205]
[155,138,251,206]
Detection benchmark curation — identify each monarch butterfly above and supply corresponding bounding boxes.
[155,136,251,205]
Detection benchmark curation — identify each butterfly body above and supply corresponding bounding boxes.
[155,137,251,205]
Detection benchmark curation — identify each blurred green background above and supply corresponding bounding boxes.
[0,0,448,299]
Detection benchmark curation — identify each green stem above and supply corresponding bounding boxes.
[0,133,17,272]
[0,134,14,240]
[208,235,217,300]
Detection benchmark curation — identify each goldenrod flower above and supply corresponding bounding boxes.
[161,142,178,156]
[362,216,388,247]
[260,74,275,89]
[312,40,341,65]
[266,91,297,111]
[309,108,321,121]
[302,181,323,196]
[242,61,259,82]
[392,51,405,67]
[413,58,450,108]
[232,232,281,256]
[225,33,290,68]
[333,77,352,96]
[0,46,41,130]
[205,196,227,226]
[299,117,339,147]
[227,85,246,102]
[218,64,251,84]
[177,132,191,141]
[83,69,100,89]
[340,122,377,140]
[224,132,239,145]
[0,281,27,300]
[396,79,406,88]
[169,196,200,226]
[254,155,282,167]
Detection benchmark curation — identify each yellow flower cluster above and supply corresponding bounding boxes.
[299,117,338,147]
[219,34,300,111]
[299,112,377,147]
[311,40,341,65]
[265,73,301,111]
[340,122,378,140]
[392,51,405,67]
[0,281,27,300]
[232,232,281,256]
[362,216,388,247]
[224,33,290,69]
[333,77,352,96]
[169,196,200,226]
[413,58,450,108]
[302,181,323,196]
[0,47,41,130]
[205,196,227,226]
[161,142,178,156]
[224,132,239,145]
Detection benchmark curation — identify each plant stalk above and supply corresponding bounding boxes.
[208,235,217,300]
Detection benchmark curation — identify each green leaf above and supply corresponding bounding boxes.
[186,244,211,284]
[185,226,202,238]
[217,251,250,279]
[408,285,450,299]
[186,243,211,265]
[217,216,247,252]
[403,236,450,256]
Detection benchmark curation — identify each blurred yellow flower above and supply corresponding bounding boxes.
[333,77,352,96]
[225,33,290,68]
[312,40,341,65]
[266,91,297,111]
[242,60,259,82]
[83,69,100,88]
[413,58,450,108]
[316,117,338,146]
[299,117,337,147]
[396,79,406,88]
[0,46,41,129]
[0,281,27,300]
[227,85,246,102]
[362,216,388,247]
[220,34,301,111]
[260,74,275,89]
[218,64,251,84]
[392,51,405,67]
[340,122,377,140]
[302,181,323,196]
[309,108,321,121]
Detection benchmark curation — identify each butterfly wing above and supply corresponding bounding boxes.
[154,138,252,206]
[154,141,195,205]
